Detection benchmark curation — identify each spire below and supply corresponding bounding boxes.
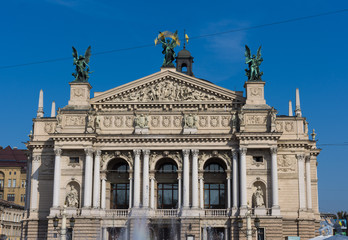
[295,88,302,117]
[36,89,44,118]
[51,101,56,117]
[288,100,293,116]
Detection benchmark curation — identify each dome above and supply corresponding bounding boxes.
[177,49,192,58]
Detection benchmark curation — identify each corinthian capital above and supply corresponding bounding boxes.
[182,149,190,157]
[296,154,305,161]
[232,149,239,159]
[142,149,150,156]
[239,147,247,155]
[54,148,62,156]
[95,149,102,157]
[84,148,94,156]
[270,146,278,155]
[133,149,141,157]
[191,149,199,157]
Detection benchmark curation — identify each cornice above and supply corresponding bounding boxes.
[235,132,282,141]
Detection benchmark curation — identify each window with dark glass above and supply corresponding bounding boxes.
[158,163,177,173]
[253,156,263,163]
[204,163,224,173]
[257,228,265,240]
[157,183,178,209]
[0,179,4,190]
[112,163,129,173]
[69,157,79,164]
[110,183,129,209]
[7,194,15,202]
[204,183,225,209]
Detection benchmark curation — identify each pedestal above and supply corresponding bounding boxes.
[183,127,197,134]
[134,127,149,134]
[68,82,92,107]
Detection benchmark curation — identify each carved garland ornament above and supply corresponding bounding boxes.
[173,116,182,127]
[210,116,219,127]
[114,116,123,128]
[199,116,208,128]
[162,116,171,127]
[151,116,160,127]
[221,116,230,127]
[285,122,294,132]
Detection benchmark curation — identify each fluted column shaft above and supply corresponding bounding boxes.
[191,149,199,208]
[133,149,141,208]
[239,147,247,208]
[84,148,94,208]
[305,156,312,209]
[25,157,32,210]
[150,177,155,209]
[142,149,150,208]
[270,147,279,208]
[129,174,133,208]
[30,155,41,210]
[101,174,106,209]
[297,154,306,209]
[52,148,62,208]
[199,177,204,209]
[232,150,239,208]
[183,149,190,208]
[93,150,101,208]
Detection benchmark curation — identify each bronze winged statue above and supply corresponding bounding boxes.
[245,45,263,81]
[155,30,180,67]
[72,46,92,82]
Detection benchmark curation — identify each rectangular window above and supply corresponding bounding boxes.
[69,157,79,164]
[0,179,4,189]
[21,180,26,188]
[21,194,26,202]
[7,194,15,202]
[253,156,263,163]
[12,179,16,188]
[257,228,265,240]
[8,179,11,188]
[157,183,178,209]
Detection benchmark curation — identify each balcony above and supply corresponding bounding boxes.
[154,209,179,218]
[204,209,229,217]
[104,209,130,217]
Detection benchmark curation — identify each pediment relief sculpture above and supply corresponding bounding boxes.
[184,114,197,128]
[94,78,235,103]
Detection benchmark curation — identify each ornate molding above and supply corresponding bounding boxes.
[143,149,150,156]
[182,149,190,156]
[54,148,62,156]
[133,149,142,156]
[270,146,278,154]
[278,155,295,173]
[191,149,199,157]
[296,154,305,161]
[84,148,94,156]
[240,147,247,155]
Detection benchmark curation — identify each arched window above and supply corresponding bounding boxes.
[204,161,226,209]
[156,161,178,209]
[107,159,130,209]
[181,63,188,73]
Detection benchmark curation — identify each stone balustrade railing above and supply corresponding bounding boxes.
[104,209,129,217]
[154,209,179,217]
[204,209,228,217]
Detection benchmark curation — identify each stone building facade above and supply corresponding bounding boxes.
[23,49,321,239]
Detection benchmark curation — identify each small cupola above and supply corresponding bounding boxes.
[176,48,194,76]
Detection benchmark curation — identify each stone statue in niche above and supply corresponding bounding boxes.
[253,186,265,207]
[65,185,79,208]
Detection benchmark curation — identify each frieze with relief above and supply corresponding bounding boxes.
[150,150,182,168]
[44,122,56,133]
[246,115,267,125]
[278,155,295,172]
[101,151,133,169]
[65,116,85,126]
[102,79,231,103]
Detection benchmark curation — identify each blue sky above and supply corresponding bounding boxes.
[0,0,347,213]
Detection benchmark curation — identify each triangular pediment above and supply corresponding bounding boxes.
[91,69,244,104]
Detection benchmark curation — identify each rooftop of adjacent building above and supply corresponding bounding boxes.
[0,198,24,210]
[0,146,27,168]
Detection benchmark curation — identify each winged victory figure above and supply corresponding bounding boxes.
[245,45,263,81]
[72,46,92,82]
[155,30,180,67]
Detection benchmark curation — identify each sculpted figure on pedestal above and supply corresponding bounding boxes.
[66,185,79,208]
[245,45,263,81]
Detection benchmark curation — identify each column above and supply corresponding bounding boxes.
[93,150,101,208]
[226,172,231,209]
[30,155,41,210]
[25,155,32,210]
[297,154,306,209]
[150,176,155,209]
[177,173,182,208]
[270,147,279,208]
[133,149,141,208]
[232,149,239,208]
[129,173,133,208]
[53,148,62,207]
[101,172,106,209]
[191,149,199,208]
[239,147,247,208]
[182,149,190,208]
[224,227,228,240]
[142,149,150,208]
[84,148,94,208]
[199,176,204,209]
[305,156,312,209]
